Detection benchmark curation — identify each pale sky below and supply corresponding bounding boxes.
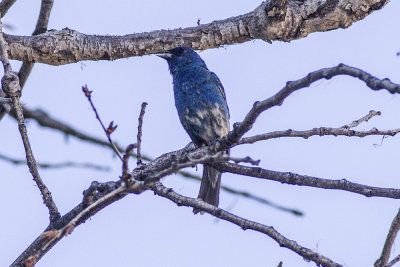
[1,1,400,266]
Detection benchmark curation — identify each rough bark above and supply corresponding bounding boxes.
[4,0,389,65]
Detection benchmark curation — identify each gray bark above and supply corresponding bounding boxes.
[4,0,389,66]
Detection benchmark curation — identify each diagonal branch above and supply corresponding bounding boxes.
[152,182,342,267]
[0,18,59,222]
[221,64,400,149]
[375,209,400,267]
[0,0,16,18]
[3,0,389,65]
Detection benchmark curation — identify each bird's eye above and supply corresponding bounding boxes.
[173,47,185,57]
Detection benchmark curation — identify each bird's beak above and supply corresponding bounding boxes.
[157,51,173,60]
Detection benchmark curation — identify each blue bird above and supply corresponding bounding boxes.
[158,47,230,214]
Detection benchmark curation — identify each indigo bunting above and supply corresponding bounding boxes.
[158,47,230,214]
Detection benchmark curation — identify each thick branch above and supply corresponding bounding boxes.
[3,0,389,65]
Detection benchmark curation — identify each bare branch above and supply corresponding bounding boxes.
[239,110,397,146]
[178,169,303,216]
[16,106,278,208]
[121,144,136,182]
[20,107,123,152]
[18,0,54,88]
[216,162,400,199]
[11,180,125,266]
[3,0,389,65]
[0,0,54,120]
[0,0,16,18]
[240,126,400,145]
[136,102,147,167]
[82,85,123,162]
[222,64,400,149]
[342,110,381,129]
[375,209,400,267]
[152,182,342,267]
[0,18,60,222]
[385,254,400,267]
[0,152,111,171]
[229,156,260,166]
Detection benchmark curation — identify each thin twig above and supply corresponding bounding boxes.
[342,110,381,129]
[152,182,342,267]
[229,156,260,166]
[0,152,111,171]
[375,209,400,267]
[136,102,147,166]
[0,18,59,222]
[122,144,136,182]
[385,254,400,267]
[82,85,123,162]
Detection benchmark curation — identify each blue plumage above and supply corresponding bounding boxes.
[158,47,230,213]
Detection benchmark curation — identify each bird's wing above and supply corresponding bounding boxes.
[210,72,226,101]
[210,72,229,116]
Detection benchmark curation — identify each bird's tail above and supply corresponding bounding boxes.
[193,164,221,214]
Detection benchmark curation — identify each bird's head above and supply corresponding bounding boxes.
[157,46,206,74]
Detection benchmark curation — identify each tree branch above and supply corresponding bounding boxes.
[216,162,400,199]
[0,152,111,171]
[0,17,60,222]
[221,64,400,149]
[2,0,389,65]
[375,209,400,267]
[0,0,16,18]
[18,0,54,88]
[16,106,285,209]
[0,0,54,119]
[136,102,147,167]
[152,182,342,267]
